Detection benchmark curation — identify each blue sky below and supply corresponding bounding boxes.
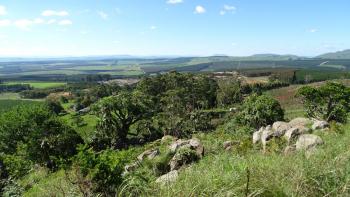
[0,0,349,57]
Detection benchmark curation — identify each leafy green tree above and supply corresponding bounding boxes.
[0,104,83,167]
[297,82,350,122]
[45,99,64,115]
[237,94,284,128]
[93,91,153,148]
[216,77,243,107]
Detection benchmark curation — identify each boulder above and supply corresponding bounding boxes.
[312,120,329,130]
[261,126,274,151]
[169,139,190,153]
[284,126,311,143]
[296,134,323,151]
[169,147,199,171]
[223,141,233,150]
[272,121,291,136]
[137,149,160,161]
[189,138,204,158]
[123,162,139,176]
[288,117,312,128]
[284,145,296,155]
[155,170,179,185]
[169,138,204,158]
[253,127,264,144]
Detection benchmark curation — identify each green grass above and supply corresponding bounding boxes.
[0,92,21,100]
[60,113,98,143]
[6,81,66,89]
[0,99,41,112]
[139,123,350,196]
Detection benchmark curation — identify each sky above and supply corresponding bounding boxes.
[0,0,349,57]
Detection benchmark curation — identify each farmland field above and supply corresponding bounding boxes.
[0,99,41,112]
[5,81,67,89]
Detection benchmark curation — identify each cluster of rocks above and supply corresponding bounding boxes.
[124,136,204,185]
[252,117,329,153]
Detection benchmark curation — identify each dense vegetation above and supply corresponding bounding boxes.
[1,69,350,196]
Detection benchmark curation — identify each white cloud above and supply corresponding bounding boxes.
[98,11,108,20]
[167,0,183,4]
[0,5,7,15]
[194,5,206,14]
[150,25,157,30]
[14,19,33,30]
[33,18,45,24]
[47,19,56,24]
[58,19,72,25]
[220,5,236,15]
[42,10,69,17]
[0,19,11,27]
[224,5,236,11]
[308,28,318,33]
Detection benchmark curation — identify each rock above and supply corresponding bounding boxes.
[189,138,204,158]
[272,121,291,136]
[169,147,199,171]
[284,126,311,143]
[284,145,296,155]
[155,170,178,185]
[78,107,90,114]
[169,139,189,153]
[223,141,233,150]
[261,126,274,151]
[123,162,139,176]
[253,127,264,144]
[312,120,329,130]
[169,138,204,157]
[296,134,324,151]
[137,149,160,161]
[289,117,312,128]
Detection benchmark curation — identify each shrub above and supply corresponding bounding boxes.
[236,94,284,128]
[296,82,350,123]
[72,146,131,196]
[0,104,83,168]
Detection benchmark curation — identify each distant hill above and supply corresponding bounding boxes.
[317,49,350,59]
[230,54,303,61]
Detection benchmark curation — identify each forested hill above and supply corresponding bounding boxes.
[317,49,350,59]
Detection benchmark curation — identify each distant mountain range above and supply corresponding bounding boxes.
[1,49,350,62]
[317,49,350,59]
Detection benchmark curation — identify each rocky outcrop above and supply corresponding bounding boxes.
[296,134,324,151]
[272,121,291,137]
[253,127,264,144]
[137,149,160,161]
[168,138,204,171]
[155,170,179,185]
[312,120,329,130]
[284,126,310,143]
[253,118,327,153]
[288,117,312,128]
[169,138,204,158]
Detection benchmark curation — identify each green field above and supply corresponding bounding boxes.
[0,99,41,112]
[6,81,66,89]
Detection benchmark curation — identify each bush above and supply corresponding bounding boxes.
[0,104,83,168]
[297,82,350,123]
[236,94,284,128]
[72,146,132,196]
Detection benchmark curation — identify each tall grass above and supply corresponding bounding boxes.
[139,125,350,196]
